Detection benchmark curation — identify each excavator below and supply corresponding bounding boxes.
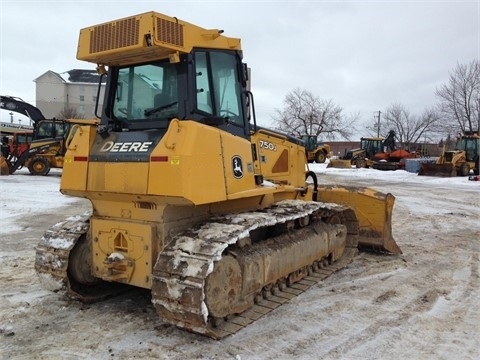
[0,95,97,175]
[371,130,417,171]
[34,11,401,339]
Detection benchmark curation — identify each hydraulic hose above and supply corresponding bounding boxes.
[306,170,318,201]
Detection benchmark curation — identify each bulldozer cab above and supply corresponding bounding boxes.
[104,51,249,138]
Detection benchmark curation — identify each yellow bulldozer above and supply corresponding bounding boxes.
[34,11,401,339]
[419,132,480,177]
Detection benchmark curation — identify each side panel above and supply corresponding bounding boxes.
[252,130,308,187]
[148,120,227,204]
[88,162,150,194]
[220,131,257,196]
[148,120,256,204]
[61,125,98,192]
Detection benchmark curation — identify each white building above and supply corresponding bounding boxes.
[34,69,106,119]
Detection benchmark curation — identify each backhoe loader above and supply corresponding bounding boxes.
[419,132,479,177]
[34,11,401,339]
[0,96,98,175]
[328,137,384,168]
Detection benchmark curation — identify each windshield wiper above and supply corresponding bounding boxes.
[144,102,178,117]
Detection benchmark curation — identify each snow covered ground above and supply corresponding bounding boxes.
[1,166,479,359]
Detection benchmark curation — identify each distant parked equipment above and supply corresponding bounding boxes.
[418,132,479,177]
[302,135,331,163]
[328,131,416,171]
[0,95,98,175]
[328,137,384,168]
[1,130,33,158]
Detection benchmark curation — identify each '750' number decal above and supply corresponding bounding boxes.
[259,140,277,151]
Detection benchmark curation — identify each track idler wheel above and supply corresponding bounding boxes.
[68,235,100,286]
[205,255,248,318]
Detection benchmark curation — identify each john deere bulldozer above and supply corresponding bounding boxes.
[34,11,401,339]
[419,132,480,177]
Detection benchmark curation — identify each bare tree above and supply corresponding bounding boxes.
[56,107,84,119]
[272,88,357,140]
[382,103,441,151]
[435,60,480,134]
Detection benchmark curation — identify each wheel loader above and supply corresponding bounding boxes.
[419,132,479,177]
[301,134,331,163]
[34,11,401,339]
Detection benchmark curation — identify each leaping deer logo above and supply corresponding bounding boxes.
[232,156,243,179]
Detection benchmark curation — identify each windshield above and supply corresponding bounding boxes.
[112,62,178,123]
[361,139,383,155]
[106,50,247,136]
[35,121,70,140]
[457,138,479,161]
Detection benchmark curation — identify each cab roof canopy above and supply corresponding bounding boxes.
[77,11,242,67]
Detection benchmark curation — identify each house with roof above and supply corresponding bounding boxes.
[34,69,106,119]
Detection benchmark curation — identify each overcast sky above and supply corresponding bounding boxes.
[1,0,478,136]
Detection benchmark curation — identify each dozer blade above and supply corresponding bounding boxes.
[418,163,457,177]
[317,185,401,254]
[327,159,352,168]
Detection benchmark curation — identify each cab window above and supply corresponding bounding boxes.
[113,62,178,121]
[194,51,244,127]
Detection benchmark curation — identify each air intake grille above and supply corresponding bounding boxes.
[156,17,184,47]
[89,17,140,53]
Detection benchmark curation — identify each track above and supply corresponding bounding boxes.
[151,200,359,339]
[34,213,128,302]
[156,247,356,339]
[34,200,360,339]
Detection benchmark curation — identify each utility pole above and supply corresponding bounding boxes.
[375,111,381,137]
